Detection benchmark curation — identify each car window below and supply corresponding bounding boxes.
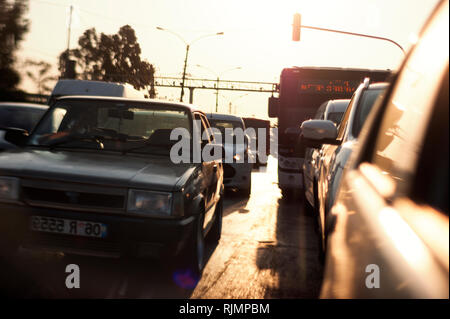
[200,114,214,143]
[336,92,356,140]
[0,107,47,132]
[411,68,449,214]
[369,2,449,198]
[326,111,345,126]
[352,88,385,137]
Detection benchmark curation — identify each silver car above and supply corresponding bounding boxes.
[303,99,349,213]
[317,0,448,298]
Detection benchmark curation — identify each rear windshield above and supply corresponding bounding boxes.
[208,119,243,132]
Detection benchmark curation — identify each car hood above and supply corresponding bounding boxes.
[0,149,195,191]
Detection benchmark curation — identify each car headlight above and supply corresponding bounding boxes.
[127,189,172,217]
[0,177,20,202]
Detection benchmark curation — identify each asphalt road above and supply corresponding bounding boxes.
[0,157,323,298]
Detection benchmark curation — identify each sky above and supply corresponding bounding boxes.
[17,0,440,120]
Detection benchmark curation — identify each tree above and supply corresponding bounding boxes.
[0,0,29,91]
[24,59,57,95]
[59,25,156,98]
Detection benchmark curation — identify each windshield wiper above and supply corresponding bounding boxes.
[121,141,172,155]
[45,134,105,150]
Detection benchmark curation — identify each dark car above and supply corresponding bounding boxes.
[0,102,48,151]
[0,96,224,276]
[206,113,253,196]
[317,0,448,298]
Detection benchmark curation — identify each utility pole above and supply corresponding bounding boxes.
[67,5,73,52]
[156,27,224,103]
[180,44,190,103]
[216,77,220,112]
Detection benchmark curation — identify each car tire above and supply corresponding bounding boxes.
[208,198,223,243]
[179,213,205,278]
[239,177,251,197]
[303,194,315,216]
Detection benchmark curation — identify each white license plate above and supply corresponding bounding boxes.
[30,216,107,238]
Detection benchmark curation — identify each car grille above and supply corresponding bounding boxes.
[23,187,124,209]
[20,179,127,212]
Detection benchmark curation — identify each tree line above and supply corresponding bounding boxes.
[1,0,156,100]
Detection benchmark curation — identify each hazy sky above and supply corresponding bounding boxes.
[18,0,440,119]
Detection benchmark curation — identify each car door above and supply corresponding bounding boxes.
[321,1,449,298]
[195,113,218,231]
[304,102,327,206]
[318,94,356,237]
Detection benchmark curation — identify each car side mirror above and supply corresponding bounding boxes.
[300,120,339,149]
[4,128,29,147]
[268,96,279,118]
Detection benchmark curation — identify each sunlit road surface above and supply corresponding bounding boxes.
[0,157,323,298]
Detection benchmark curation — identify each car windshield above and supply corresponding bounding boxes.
[326,111,345,126]
[28,99,191,154]
[0,105,47,132]
[352,88,385,137]
[208,119,245,144]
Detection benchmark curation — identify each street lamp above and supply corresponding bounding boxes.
[156,27,224,102]
[292,13,405,54]
[229,93,249,115]
[196,64,242,112]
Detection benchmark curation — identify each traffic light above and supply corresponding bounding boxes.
[292,13,301,41]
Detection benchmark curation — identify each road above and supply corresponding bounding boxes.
[0,157,323,298]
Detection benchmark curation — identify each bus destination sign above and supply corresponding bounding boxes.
[298,79,361,94]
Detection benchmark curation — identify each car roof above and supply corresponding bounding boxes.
[206,113,243,122]
[51,79,145,99]
[0,102,49,110]
[54,95,203,113]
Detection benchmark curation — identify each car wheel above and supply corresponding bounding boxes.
[179,213,205,278]
[239,177,252,197]
[208,198,223,243]
[303,194,315,216]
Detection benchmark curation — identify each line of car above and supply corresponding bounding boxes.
[300,0,448,298]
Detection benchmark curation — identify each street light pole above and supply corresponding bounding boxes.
[303,24,405,54]
[180,44,190,103]
[156,27,224,102]
[216,76,219,112]
[292,13,405,54]
[195,65,242,112]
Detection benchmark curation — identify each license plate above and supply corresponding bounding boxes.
[30,216,107,238]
